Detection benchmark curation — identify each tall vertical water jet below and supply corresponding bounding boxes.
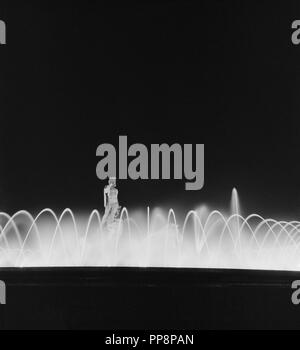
[230,188,240,217]
[230,188,241,253]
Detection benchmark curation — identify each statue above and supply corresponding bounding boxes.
[102,177,121,229]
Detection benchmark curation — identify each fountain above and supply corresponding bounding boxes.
[1,189,300,329]
[0,188,299,271]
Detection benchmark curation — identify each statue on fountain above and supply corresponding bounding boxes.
[102,177,121,229]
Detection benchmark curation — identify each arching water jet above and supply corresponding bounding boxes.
[0,189,299,270]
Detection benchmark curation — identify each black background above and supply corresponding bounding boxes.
[0,0,300,218]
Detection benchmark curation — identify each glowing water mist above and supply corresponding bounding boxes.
[0,188,300,271]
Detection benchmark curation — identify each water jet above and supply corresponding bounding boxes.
[1,189,299,329]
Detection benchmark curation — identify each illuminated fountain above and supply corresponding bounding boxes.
[0,188,300,271]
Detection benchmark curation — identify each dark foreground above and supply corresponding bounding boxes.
[0,267,299,330]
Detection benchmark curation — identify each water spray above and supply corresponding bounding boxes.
[0,189,299,271]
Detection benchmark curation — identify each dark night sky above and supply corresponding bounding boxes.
[0,1,300,218]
